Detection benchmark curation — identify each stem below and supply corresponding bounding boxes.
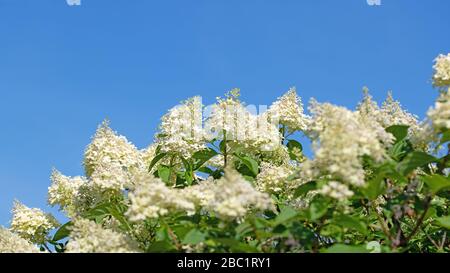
[421,226,441,249]
[404,195,432,244]
[222,130,228,168]
[168,155,176,185]
[440,232,447,250]
[371,204,394,242]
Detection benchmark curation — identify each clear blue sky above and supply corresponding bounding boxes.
[1,0,449,226]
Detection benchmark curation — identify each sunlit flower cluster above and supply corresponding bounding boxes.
[204,168,275,220]
[48,169,86,216]
[65,218,139,253]
[10,201,59,244]
[428,89,450,132]
[305,100,387,187]
[84,120,143,191]
[157,96,207,158]
[433,54,450,88]
[318,181,354,201]
[126,169,273,221]
[266,88,310,132]
[205,89,282,152]
[256,162,295,195]
[126,174,196,221]
[0,227,40,253]
[357,89,424,147]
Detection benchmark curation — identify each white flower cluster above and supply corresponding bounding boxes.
[65,218,139,253]
[126,174,196,221]
[0,227,41,253]
[10,201,59,244]
[48,170,86,217]
[204,168,275,220]
[205,89,282,152]
[256,162,295,195]
[428,89,450,131]
[357,89,422,146]
[433,53,450,88]
[305,100,387,187]
[126,169,274,222]
[157,96,207,158]
[84,120,143,191]
[266,87,310,132]
[318,181,354,201]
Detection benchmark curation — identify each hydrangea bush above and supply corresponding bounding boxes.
[1,55,450,253]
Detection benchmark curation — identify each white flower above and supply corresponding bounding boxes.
[84,120,143,191]
[306,99,386,187]
[356,88,395,147]
[0,227,41,253]
[140,144,158,170]
[428,89,450,131]
[256,162,295,195]
[157,96,207,158]
[10,201,59,244]
[433,53,450,88]
[356,89,424,147]
[319,181,354,201]
[65,218,139,253]
[126,174,196,221]
[266,87,310,132]
[205,89,282,153]
[48,169,86,216]
[206,168,275,220]
[380,92,421,131]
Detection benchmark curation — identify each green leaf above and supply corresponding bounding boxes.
[421,174,450,194]
[397,151,437,176]
[308,197,329,221]
[334,215,367,234]
[192,148,218,170]
[182,229,206,245]
[52,221,73,241]
[294,181,317,198]
[435,215,450,229]
[214,238,258,253]
[180,157,194,185]
[235,155,259,177]
[197,166,214,175]
[149,152,167,171]
[146,240,176,253]
[157,165,171,184]
[389,139,413,161]
[273,206,298,226]
[287,139,303,160]
[362,175,386,200]
[83,203,112,223]
[323,244,370,253]
[386,125,409,143]
[439,130,450,145]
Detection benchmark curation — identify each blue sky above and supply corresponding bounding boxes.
[0,0,449,226]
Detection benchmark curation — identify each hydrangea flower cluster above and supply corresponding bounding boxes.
[157,96,207,158]
[305,100,387,188]
[0,227,41,253]
[65,218,139,253]
[428,89,450,132]
[266,87,310,133]
[126,168,274,222]
[433,53,450,88]
[10,201,59,244]
[84,120,143,191]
